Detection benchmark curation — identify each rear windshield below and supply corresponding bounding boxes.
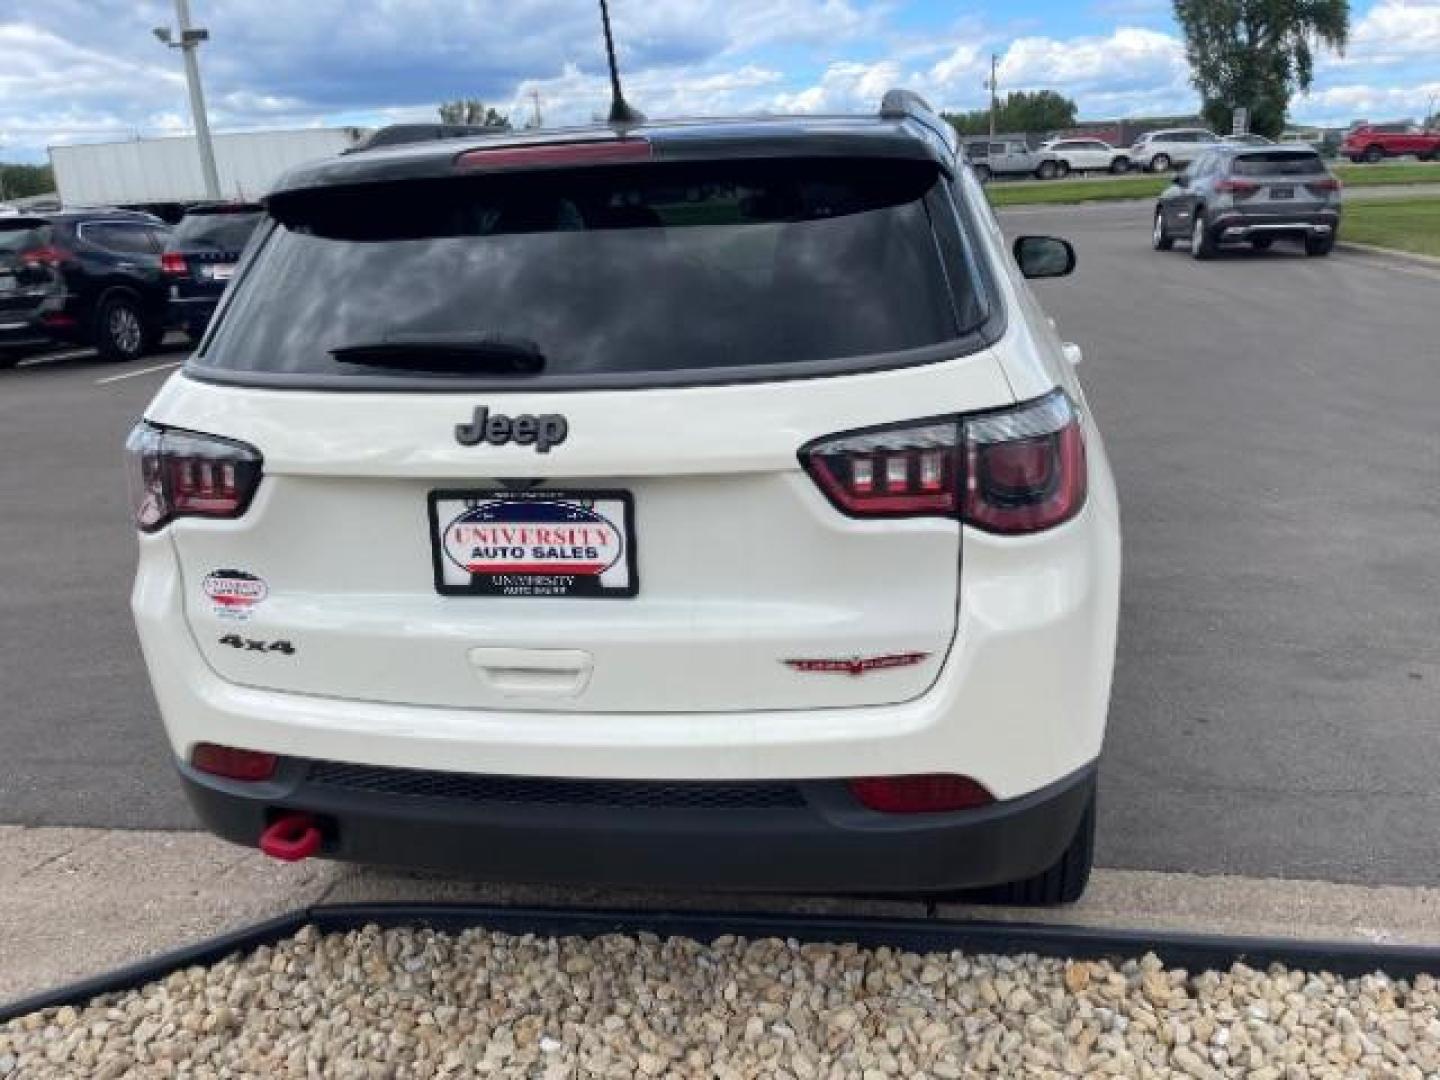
[1231,152,1326,176]
[172,209,263,251]
[195,158,989,387]
[0,222,49,253]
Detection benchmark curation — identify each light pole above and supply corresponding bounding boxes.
[986,53,1000,137]
[153,0,220,200]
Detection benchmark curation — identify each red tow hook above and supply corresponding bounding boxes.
[259,813,323,862]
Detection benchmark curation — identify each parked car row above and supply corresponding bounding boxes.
[0,201,262,367]
[966,128,1280,181]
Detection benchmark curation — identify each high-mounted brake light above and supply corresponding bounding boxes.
[801,389,1086,534]
[455,139,652,171]
[124,422,263,532]
[161,252,188,275]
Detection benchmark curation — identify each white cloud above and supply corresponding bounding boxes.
[1349,0,1440,60]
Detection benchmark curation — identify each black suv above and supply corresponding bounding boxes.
[162,203,264,341]
[0,209,171,366]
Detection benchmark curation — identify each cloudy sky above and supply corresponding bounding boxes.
[1,0,1437,161]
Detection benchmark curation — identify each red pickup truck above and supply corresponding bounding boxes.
[1343,123,1440,163]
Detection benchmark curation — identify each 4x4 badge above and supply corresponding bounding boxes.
[456,407,568,453]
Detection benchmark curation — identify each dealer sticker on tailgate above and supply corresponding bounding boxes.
[429,489,637,598]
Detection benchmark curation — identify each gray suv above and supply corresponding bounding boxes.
[1151,146,1341,259]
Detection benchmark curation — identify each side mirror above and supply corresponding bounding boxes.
[1013,235,1076,279]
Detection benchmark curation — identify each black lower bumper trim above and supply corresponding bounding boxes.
[179,759,1097,894]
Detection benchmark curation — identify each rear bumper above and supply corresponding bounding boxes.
[1213,210,1339,240]
[180,756,1097,893]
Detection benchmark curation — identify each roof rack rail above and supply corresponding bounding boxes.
[879,88,958,158]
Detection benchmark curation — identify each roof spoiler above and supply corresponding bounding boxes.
[879,88,958,161]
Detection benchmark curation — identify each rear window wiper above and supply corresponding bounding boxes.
[330,332,546,375]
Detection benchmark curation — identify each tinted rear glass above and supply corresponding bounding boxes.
[0,222,49,253]
[173,209,263,251]
[1231,152,1326,176]
[196,158,985,386]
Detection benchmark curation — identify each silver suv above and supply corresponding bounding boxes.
[1130,128,1220,173]
[1151,146,1341,258]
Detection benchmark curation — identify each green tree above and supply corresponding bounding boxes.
[1172,0,1349,139]
[437,99,512,129]
[943,91,1079,136]
[0,163,56,200]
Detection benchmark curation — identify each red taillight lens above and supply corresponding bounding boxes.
[1214,178,1259,196]
[1306,177,1341,194]
[191,743,278,781]
[125,423,263,532]
[849,774,994,813]
[161,252,188,275]
[20,245,71,268]
[456,139,652,171]
[801,389,1087,534]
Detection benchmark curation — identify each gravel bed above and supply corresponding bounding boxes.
[3,924,1439,1078]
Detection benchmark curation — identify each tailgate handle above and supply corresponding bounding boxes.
[467,647,593,697]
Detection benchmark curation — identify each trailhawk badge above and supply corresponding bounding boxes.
[784,652,931,676]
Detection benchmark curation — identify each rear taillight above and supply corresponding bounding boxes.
[161,252,188,275]
[1214,178,1259,197]
[191,743,278,781]
[125,422,262,532]
[20,245,71,268]
[1306,177,1341,195]
[801,389,1087,534]
[849,774,994,813]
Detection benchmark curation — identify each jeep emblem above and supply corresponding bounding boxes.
[455,407,568,453]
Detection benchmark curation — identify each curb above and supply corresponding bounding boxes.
[5,902,1440,1024]
[1337,241,1440,269]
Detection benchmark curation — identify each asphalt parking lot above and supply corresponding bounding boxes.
[0,201,1436,888]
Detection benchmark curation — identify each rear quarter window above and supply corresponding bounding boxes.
[172,210,264,251]
[195,157,996,389]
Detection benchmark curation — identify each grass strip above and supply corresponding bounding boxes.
[1342,197,1440,258]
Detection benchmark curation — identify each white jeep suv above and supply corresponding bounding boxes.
[127,91,1121,903]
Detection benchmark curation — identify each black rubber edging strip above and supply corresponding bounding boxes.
[5,901,1439,1024]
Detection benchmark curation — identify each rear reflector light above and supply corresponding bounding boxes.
[849,774,994,813]
[161,252,188,275]
[191,743,277,781]
[124,422,262,532]
[39,312,77,328]
[456,139,652,171]
[801,389,1087,534]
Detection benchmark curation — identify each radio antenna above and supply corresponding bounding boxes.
[598,0,644,124]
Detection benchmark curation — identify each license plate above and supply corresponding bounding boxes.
[1270,186,1293,199]
[428,489,638,598]
[205,263,236,281]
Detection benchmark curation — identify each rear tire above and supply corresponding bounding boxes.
[1150,153,1171,173]
[1189,209,1216,259]
[967,793,1096,906]
[1054,160,1072,179]
[1250,236,1274,251]
[1036,161,1058,180]
[94,294,149,363]
[1305,233,1335,256]
[1111,157,1130,174]
[1152,210,1173,251]
[1363,145,1384,163]
[974,164,992,183]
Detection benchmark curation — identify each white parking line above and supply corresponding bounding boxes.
[94,360,184,386]
[16,349,94,368]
